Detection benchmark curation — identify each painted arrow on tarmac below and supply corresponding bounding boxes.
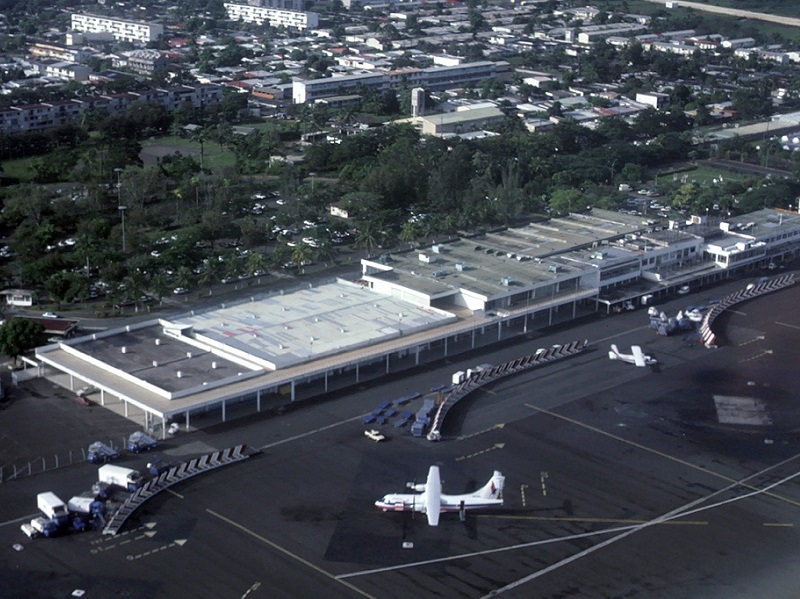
[90,531,156,554]
[455,443,505,461]
[126,539,187,561]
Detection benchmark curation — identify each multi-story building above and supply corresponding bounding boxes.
[29,42,95,64]
[292,61,501,104]
[42,61,91,82]
[0,84,222,134]
[112,49,170,75]
[224,3,319,30]
[71,13,164,43]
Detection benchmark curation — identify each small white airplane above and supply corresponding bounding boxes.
[608,344,657,367]
[375,465,504,526]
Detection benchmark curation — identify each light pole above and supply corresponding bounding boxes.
[115,168,127,254]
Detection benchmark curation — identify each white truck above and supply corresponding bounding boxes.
[37,492,69,523]
[98,464,143,491]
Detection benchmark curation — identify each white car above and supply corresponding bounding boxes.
[173,287,189,295]
[42,312,60,318]
[364,429,385,442]
[677,285,690,295]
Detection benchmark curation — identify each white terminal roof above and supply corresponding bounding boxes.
[39,280,457,407]
[173,280,456,369]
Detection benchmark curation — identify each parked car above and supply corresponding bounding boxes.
[364,429,385,442]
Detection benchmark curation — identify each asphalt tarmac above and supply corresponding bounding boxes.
[1,273,800,598]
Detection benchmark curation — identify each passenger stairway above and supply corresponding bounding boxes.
[102,444,251,536]
[426,340,588,441]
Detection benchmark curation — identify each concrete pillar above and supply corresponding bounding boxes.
[161,416,166,440]
[356,363,360,383]
[256,389,261,412]
[124,401,128,417]
[472,328,476,348]
[222,399,226,422]
[324,371,328,392]
[573,300,577,318]
[185,411,190,430]
[497,321,502,341]
[100,389,105,406]
[444,337,448,357]
[415,345,420,365]
[386,354,390,373]
[548,307,553,325]
[523,312,528,333]
[69,374,74,390]
[291,380,296,401]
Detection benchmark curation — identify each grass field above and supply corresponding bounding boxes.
[658,164,748,188]
[3,155,39,182]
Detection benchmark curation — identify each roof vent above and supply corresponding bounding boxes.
[121,346,127,354]
[212,361,217,369]
[152,360,159,367]
[177,371,182,378]
[155,339,161,346]
[548,264,561,273]
[500,276,512,286]
[186,351,192,358]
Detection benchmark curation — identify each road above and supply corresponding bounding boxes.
[640,0,800,28]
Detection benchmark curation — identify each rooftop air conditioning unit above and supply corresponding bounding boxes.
[548,264,561,273]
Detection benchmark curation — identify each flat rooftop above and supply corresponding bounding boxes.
[173,280,456,369]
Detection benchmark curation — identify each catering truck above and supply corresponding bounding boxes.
[98,464,143,491]
[37,492,69,524]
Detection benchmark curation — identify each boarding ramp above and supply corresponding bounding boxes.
[426,340,588,441]
[700,274,795,348]
[102,444,251,536]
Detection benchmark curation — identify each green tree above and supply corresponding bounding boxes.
[0,318,44,364]
[548,188,583,216]
[291,242,314,272]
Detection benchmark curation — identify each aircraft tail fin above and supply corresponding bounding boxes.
[474,471,505,500]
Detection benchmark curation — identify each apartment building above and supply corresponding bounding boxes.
[71,13,164,43]
[112,49,170,75]
[224,3,319,30]
[29,42,95,64]
[0,84,222,134]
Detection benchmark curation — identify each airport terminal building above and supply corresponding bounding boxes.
[35,208,800,434]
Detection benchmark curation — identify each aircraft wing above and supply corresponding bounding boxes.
[631,345,646,368]
[423,466,442,526]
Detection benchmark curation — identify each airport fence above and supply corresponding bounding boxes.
[0,437,129,484]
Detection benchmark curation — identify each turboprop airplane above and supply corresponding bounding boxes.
[375,465,504,526]
[608,344,657,367]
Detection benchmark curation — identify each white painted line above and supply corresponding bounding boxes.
[336,525,637,580]
[481,454,800,597]
[729,310,746,316]
[592,326,652,346]
[0,513,39,528]
[776,321,800,330]
[257,414,367,451]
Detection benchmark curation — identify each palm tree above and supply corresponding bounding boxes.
[355,221,380,257]
[245,252,268,277]
[314,239,338,267]
[174,266,194,292]
[291,242,314,273]
[400,221,420,249]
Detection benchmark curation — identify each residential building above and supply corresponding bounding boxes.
[112,49,170,75]
[224,3,319,30]
[71,13,164,43]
